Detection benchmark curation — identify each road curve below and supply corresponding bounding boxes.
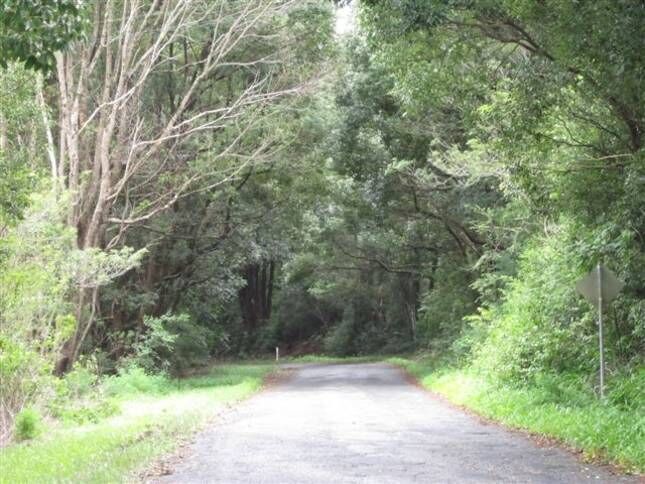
[154,363,637,483]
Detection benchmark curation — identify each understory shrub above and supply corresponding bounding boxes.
[0,193,76,438]
[133,313,217,374]
[47,363,119,424]
[529,372,595,407]
[14,408,41,441]
[323,305,356,355]
[0,191,144,439]
[102,365,171,396]
[0,337,52,440]
[50,399,120,424]
[470,222,598,383]
[60,365,98,399]
[418,256,478,346]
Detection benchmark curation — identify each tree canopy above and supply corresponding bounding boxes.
[0,0,643,446]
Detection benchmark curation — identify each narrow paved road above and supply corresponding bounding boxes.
[155,363,637,483]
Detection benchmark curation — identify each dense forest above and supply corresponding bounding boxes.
[0,0,643,468]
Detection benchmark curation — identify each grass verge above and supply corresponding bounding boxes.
[280,354,383,364]
[390,356,644,475]
[0,362,274,483]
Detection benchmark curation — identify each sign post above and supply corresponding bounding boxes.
[575,263,624,399]
[596,264,605,398]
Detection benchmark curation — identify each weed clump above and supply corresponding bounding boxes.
[14,408,41,441]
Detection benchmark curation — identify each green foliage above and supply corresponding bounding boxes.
[51,399,120,425]
[323,306,357,356]
[0,0,88,71]
[59,365,97,399]
[41,362,118,425]
[470,223,587,381]
[418,256,478,347]
[0,191,76,341]
[132,316,179,373]
[460,216,644,387]
[0,3,642,477]
[0,64,46,226]
[102,365,171,397]
[0,190,146,434]
[14,408,42,441]
[0,337,39,387]
[286,1,335,64]
[357,0,643,385]
[0,193,74,430]
[607,368,645,412]
[132,313,219,374]
[0,337,49,437]
[72,247,147,289]
[168,316,220,371]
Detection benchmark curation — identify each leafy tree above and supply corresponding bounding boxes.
[0,0,87,70]
[0,191,143,432]
[0,65,48,228]
[1,0,642,409]
[359,0,644,369]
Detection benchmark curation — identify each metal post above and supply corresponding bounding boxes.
[597,263,605,399]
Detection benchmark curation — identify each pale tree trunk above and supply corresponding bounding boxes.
[0,113,6,153]
[53,0,304,372]
[37,76,58,182]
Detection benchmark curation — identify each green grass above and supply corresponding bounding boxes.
[280,354,384,364]
[390,356,644,474]
[0,362,274,483]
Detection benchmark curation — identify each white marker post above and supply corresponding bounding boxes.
[275,346,279,362]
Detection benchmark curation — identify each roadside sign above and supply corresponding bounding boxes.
[575,265,624,308]
[575,263,624,399]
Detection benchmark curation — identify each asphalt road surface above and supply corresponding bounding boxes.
[155,363,638,483]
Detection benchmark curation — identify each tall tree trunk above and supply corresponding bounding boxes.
[239,260,275,332]
[51,0,306,372]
